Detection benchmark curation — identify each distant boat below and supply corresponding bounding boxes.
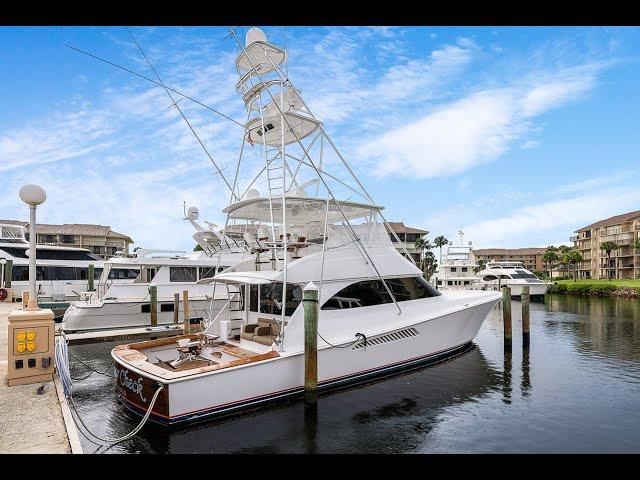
[434,229,478,290]
[475,261,551,299]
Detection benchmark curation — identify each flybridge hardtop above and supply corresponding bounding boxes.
[108,27,502,424]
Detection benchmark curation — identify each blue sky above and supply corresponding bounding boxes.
[2,26,640,251]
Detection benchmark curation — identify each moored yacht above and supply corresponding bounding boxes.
[475,260,550,299]
[111,27,502,425]
[62,210,252,332]
[434,229,478,290]
[0,223,105,309]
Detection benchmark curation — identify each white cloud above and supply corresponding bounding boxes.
[359,62,605,179]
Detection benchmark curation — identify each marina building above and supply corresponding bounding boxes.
[472,248,546,272]
[384,222,428,263]
[0,219,133,259]
[571,210,640,280]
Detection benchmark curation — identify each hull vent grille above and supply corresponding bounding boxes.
[352,327,419,350]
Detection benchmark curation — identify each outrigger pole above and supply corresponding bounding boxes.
[123,27,235,196]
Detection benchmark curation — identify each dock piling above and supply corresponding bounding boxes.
[522,285,530,347]
[303,282,318,405]
[149,285,158,327]
[183,290,190,334]
[173,293,180,324]
[502,286,512,351]
[87,264,94,292]
[5,259,13,289]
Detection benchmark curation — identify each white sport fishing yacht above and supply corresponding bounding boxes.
[62,209,252,332]
[111,27,502,424]
[434,229,478,290]
[476,261,550,299]
[0,223,105,310]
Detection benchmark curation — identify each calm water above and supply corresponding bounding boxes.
[69,295,640,453]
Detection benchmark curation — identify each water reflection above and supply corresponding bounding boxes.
[68,295,640,453]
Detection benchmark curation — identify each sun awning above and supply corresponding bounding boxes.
[197,272,277,285]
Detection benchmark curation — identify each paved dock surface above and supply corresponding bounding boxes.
[0,302,71,454]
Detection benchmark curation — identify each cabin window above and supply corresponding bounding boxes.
[483,275,498,281]
[160,303,174,312]
[447,280,453,286]
[141,304,150,313]
[451,267,457,272]
[321,276,440,310]
[108,268,139,280]
[511,272,538,279]
[499,275,511,280]
[199,267,218,280]
[11,266,29,282]
[462,267,468,272]
[259,282,302,316]
[169,267,197,282]
[464,281,470,285]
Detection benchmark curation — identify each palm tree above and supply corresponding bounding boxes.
[422,251,437,281]
[600,241,618,280]
[558,245,570,277]
[433,235,449,268]
[474,259,487,274]
[566,249,583,282]
[414,236,431,272]
[542,246,559,279]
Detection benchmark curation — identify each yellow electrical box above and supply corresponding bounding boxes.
[7,308,55,386]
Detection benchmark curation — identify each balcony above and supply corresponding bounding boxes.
[570,235,578,242]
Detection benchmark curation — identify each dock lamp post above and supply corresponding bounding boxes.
[7,184,55,387]
[19,184,46,311]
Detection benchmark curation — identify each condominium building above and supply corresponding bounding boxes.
[384,222,428,264]
[571,210,640,280]
[472,248,546,272]
[0,219,134,259]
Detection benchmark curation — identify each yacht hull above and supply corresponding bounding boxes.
[63,298,227,332]
[113,295,499,425]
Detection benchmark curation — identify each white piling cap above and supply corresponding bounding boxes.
[246,27,267,46]
[304,281,318,292]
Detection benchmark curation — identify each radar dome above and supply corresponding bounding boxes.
[187,206,199,220]
[246,27,267,46]
[246,188,260,200]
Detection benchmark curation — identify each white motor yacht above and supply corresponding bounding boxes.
[434,229,479,290]
[475,261,550,299]
[62,210,252,332]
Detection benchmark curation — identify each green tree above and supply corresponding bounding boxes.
[473,259,487,274]
[542,246,559,279]
[566,249,583,282]
[422,250,438,281]
[194,244,203,252]
[414,236,432,271]
[600,241,618,280]
[433,235,449,268]
[558,245,571,277]
[632,238,640,279]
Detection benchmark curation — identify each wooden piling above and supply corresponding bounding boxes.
[149,285,158,327]
[87,264,94,292]
[502,286,512,351]
[183,290,190,334]
[521,285,530,347]
[173,293,180,324]
[303,282,318,405]
[5,259,13,289]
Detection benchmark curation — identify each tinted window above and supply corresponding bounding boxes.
[199,267,218,280]
[462,267,468,272]
[108,268,139,280]
[322,276,440,310]
[160,303,174,312]
[483,275,498,281]
[511,273,539,279]
[451,267,457,272]
[12,266,29,281]
[170,267,197,282]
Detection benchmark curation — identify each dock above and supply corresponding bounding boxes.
[0,302,81,454]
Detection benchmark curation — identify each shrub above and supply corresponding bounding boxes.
[551,283,568,294]
[566,283,591,295]
[589,284,617,296]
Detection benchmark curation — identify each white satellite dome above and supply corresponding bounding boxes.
[246,188,260,200]
[187,206,199,220]
[246,27,267,47]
